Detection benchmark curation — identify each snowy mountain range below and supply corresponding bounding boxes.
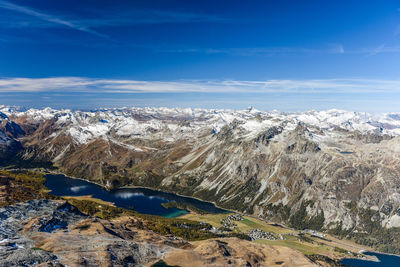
[2,105,400,237]
[2,106,400,144]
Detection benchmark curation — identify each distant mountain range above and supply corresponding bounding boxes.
[1,106,400,253]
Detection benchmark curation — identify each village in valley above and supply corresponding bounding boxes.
[181,211,373,262]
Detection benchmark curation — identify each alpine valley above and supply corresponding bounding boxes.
[2,106,400,265]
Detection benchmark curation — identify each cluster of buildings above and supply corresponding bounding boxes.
[247,229,278,241]
[203,214,289,242]
[220,218,237,229]
[220,213,243,229]
[302,229,327,239]
[226,214,243,221]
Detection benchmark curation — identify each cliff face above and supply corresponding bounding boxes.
[2,107,400,232]
[0,112,24,164]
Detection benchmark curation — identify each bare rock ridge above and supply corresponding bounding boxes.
[0,199,320,266]
[1,106,400,236]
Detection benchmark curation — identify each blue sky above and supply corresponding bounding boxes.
[0,0,400,112]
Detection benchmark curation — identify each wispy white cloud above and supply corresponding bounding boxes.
[76,9,226,26]
[367,44,386,56]
[360,45,400,56]
[0,1,225,33]
[330,43,344,54]
[158,43,400,57]
[1,77,400,94]
[0,0,107,37]
[157,45,346,56]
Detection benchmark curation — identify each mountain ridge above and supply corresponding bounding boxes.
[1,106,400,253]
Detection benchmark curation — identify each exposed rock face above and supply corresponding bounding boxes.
[0,112,24,164]
[0,200,76,266]
[0,199,319,267]
[2,107,400,232]
[0,130,22,163]
[0,199,168,266]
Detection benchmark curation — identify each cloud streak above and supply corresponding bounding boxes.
[1,77,400,94]
[157,45,346,56]
[364,45,400,55]
[158,44,400,57]
[0,0,107,38]
[0,1,225,33]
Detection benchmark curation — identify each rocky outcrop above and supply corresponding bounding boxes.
[0,199,322,267]
[0,130,23,163]
[0,199,167,266]
[0,112,25,164]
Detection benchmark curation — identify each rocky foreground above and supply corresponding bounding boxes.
[0,199,173,266]
[0,199,330,267]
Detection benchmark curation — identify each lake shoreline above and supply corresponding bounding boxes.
[339,254,380,263]
[44,172,225,217]
[45,169,233,215]
[46,170,293,230]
